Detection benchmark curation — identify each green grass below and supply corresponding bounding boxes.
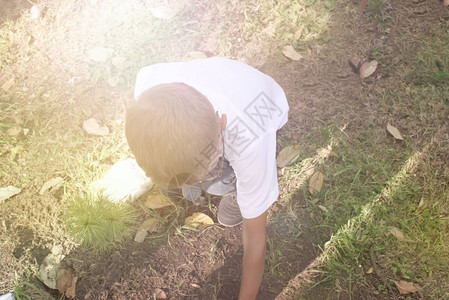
[12,271,52,300]
[280,23,449,299]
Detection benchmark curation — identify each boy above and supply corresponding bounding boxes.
[125,57,289,299]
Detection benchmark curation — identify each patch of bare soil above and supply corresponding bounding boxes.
[62,195,320,299]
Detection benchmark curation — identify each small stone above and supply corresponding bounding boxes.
[134,229,148,243]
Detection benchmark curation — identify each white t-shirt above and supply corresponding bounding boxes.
[134,57,289,219]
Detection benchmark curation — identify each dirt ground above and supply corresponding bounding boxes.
[1,0,448,299]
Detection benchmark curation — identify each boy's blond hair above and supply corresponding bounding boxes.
[125,83,220,187]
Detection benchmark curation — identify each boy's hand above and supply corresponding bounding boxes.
[239,211,268,300]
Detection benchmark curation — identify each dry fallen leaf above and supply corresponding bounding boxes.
[276,145,301,168]
[65,277,77,298]
[394,280,421,295]
[387,227,404,241]
[359,60,378,79]
[316,146,335,159]
[83,118,109,136]
[185,212,214,229]
[0,186,22,203]
[309,172,324,195]
[39,177,64,195]
[318,205,328,213]
[134,218,159,243]
[139,218,159,232]
[303,33,318,42]
[305,166,315,176]
[366,267,374,274]
[294,25,305,40]
[7,126,21,136]
[87,47,114,62]
[154,288,167,299]
[145,194,174,209]
[282,46,303,61]
[415,197,429,215]
[387,123,404,140]
[57,269,73,292]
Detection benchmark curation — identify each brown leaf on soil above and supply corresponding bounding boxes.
[276,145,301,168]
[65,277,77,298]
[7,126,21,136]
[316,146,335,159]
[185,212,214,229]
[154,288,167,299]
[415,197,429,215]
[134,218,159,243]
[294,25,305,40]
[387,227,404,241]
[139,218,159,232]
[39,177,64,195]
[282,46,303,61]
[366,267,374,274]
[394,280,421,295]
[387,123,404,140]
[309,171,324,195]
[349,56,362,72]
[318,205,328,213]
[83,118,109,136]
[57,269,73,292]
[145,194,174,209]
[359,60,378,79]
[0,186,22,203]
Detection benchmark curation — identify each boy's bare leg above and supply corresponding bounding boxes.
[239,211,268,300]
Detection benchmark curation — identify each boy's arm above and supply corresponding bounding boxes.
[239,211,268,300]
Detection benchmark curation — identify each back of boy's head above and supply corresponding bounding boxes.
[125,83,220,187]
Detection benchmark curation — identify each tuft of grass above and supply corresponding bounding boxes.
[12,271,50,300]
[63,193,137,253]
